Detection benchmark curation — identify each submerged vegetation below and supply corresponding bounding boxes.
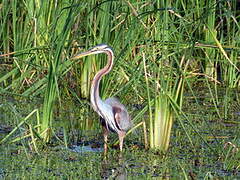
[0,0,240,178]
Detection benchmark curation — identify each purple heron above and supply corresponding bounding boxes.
[72,44,131,152]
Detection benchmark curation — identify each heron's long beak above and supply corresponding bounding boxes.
[71,50,95,60]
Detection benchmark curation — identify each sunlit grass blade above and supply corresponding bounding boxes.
[0,108,40,144]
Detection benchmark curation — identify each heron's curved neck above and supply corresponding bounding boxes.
[90,49,114,114]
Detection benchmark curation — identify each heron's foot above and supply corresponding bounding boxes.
[104,142,108,154]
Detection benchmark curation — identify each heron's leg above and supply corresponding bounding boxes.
[103,126,109,154]
[118,131,126,151]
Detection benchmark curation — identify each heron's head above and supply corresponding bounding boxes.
[72,44,113,60]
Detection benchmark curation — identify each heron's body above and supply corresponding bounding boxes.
[101,97,130,132]
[72,44,131,152]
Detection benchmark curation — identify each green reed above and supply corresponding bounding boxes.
[204,0,217,78]
[38,1,85,142]
[1,0,85,143]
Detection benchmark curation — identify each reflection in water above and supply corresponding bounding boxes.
[101,152,127,180]
[68,144,128,179]
[70,145,103,153]
[100,151,172,179]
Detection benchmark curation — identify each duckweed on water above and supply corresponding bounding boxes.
[1,92,240,179]
[1,125,240,179]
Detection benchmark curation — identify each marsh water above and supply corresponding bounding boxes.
[0,88,240,179]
